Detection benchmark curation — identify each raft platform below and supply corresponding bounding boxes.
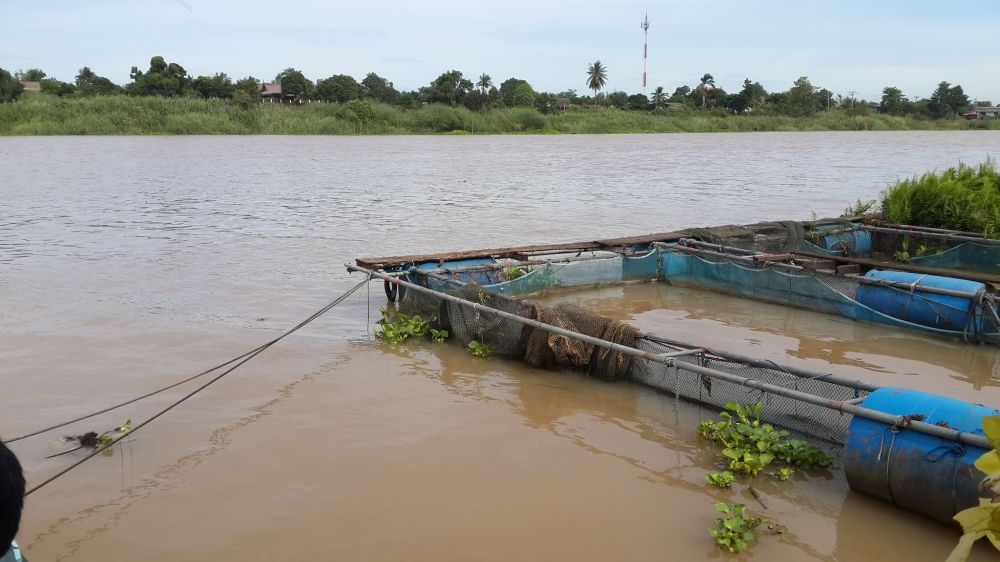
[350,217,999,527]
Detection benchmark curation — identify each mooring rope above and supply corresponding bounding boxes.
[18,279,368,496]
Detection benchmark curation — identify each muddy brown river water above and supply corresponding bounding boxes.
[2,133,1000,561]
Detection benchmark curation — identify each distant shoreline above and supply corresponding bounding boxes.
[2,94,998,136]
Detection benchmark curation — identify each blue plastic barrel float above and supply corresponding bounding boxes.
[804,223,873,256]
[843,388,997,523]
[821,229,872,256]
[855,270,986,333]
[415,258,499,287]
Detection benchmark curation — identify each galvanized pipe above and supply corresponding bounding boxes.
[872,223,986,238]
[639,333,879,392]
[347,263,989,449]
[676,238,761,256]
[415,252,635,275]
[656,348,705,359]
[671,360,990,450]
[863,225,1000,246]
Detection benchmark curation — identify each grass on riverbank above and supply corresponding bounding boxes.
[882,160,1000,237]
[2,94,999,135]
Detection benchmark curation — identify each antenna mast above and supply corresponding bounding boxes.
[641,13,650,92]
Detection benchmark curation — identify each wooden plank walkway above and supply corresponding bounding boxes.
[356,232,686,270]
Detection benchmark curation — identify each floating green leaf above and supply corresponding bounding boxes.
[709,502,764,553]
[467,340,492,357]
[705,471,735,488]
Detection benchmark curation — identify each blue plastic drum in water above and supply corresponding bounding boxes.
[855,270,985,333]
[844,388,997,523]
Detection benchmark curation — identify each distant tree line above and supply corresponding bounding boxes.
[0,57,987,120]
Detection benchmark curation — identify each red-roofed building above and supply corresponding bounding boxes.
[260,82,297,103]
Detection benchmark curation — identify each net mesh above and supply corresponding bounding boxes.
[407,240,996,342]
[425,251,659,297]
[870,230,1000,275]
[686,221,806,253]
[400,284,637,381]
[661,249,995,339]
[631,337,866,445]
[395,280,867,444]
[665,250,862,315]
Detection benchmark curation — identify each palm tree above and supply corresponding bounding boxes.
[698,73,715,108]
[652,86,667,108]
[586,61,608,108]
[477,73,492,95]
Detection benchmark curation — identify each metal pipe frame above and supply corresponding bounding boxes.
[675,238,762,256]
[863,225,1000,246]
[671,361,989,449]
[874,223,986,238]
[347,263,990,450]
[638,333,879,392]
[413,251,636,275]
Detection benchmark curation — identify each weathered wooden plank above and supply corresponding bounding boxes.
[357,231,693,270]
[795,258,838,270]
[752,253,793,263]
[836,264,861,275]
[356,240,603,270]
[593,232,686,246]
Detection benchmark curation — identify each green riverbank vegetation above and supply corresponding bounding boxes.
[881,160,1000,237]
[3,93,999,136]
[1,58,998,135]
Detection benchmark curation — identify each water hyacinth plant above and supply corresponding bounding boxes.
[376,309,447,344]
[699,402,830,553]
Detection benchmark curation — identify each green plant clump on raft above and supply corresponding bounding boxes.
[375,309,448,344]
[500,265,527,282]
[881,160,1000,238]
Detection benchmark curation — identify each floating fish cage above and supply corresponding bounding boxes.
[374,225,999,345]
[657,241,999,345]
[837,223,1000,276]
[695,219,1000,279]
[350,218,998,526]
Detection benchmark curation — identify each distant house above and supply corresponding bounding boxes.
[260,82,297,103]
[19,81,41,92]
[964,107,1000,119]
[260,82,282,99]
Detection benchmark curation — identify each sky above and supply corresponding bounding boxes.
[3,0,1000,103]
